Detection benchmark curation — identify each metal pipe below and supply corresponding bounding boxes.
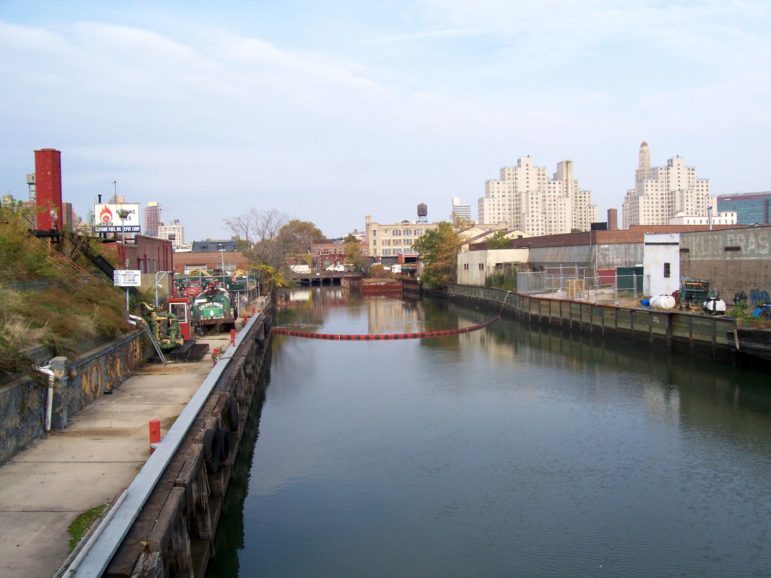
[37,363,55,432]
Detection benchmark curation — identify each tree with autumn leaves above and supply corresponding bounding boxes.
[224,209,324,290]
[412,222,463,289]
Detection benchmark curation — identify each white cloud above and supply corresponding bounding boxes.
[1,2,770,238]
[370,28,480,43]
[413,0,771,69]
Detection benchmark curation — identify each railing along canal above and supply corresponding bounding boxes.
[60,311,271,577]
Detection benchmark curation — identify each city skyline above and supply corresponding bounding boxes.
[478,157,596,236]
[1,1,770,240]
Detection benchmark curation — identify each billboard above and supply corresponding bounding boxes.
[93,203,141,233]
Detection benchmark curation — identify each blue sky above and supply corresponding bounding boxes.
[1,0,770,240]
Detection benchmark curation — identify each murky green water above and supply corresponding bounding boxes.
[209,288,771,577]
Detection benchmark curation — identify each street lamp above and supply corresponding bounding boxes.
[218,244,226,275]
[117,207,131,244]
[154,271,173,308]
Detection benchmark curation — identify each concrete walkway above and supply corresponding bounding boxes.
[0,335,231,578]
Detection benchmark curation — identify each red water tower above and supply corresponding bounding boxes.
[34,148,63,231]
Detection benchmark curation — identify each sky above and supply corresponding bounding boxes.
[1,0,770,241]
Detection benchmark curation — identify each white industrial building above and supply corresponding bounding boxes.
[457,248,529,286]
[643,233,681,296]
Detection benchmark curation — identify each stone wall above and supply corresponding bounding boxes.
[0,377,46,465]
[0,330,145,465]
[67,332,145,417]
[106,314,273,578]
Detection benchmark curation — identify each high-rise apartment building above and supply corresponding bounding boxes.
[144,201,161,236]
[158,219,185,248]
[622,142,730,228]
[451,197,472,223]
[477,157,596,236]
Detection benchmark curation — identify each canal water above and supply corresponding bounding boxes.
[209,288,771,578]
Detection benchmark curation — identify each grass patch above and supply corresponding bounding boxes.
[1,208,134,377]
[68,503,108,551]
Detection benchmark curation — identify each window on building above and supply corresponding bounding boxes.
[664,263,670,278]
[478,263,484,270]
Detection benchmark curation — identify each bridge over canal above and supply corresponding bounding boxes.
[291,271,362,286]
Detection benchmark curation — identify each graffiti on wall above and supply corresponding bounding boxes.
[685,228,771,259]
[79,335,143,402]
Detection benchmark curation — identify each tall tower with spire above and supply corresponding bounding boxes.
[635,141,651,187]
[623,141,714,227]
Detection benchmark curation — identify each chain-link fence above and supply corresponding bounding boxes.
[517,268,644,304]
[485,263,518,291]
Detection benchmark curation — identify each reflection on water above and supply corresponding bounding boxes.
[209,289,771,578]
[205,389,266,578]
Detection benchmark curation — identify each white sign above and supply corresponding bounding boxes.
[114,270,142,287]
[94,203,141,233]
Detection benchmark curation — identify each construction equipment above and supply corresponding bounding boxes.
[141,302,184,351]
[191,282,236,333]
[677,278,710,309]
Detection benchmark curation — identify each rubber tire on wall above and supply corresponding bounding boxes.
[216,428,235,465]
[203,428,221,474]
[227,397,240,432]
